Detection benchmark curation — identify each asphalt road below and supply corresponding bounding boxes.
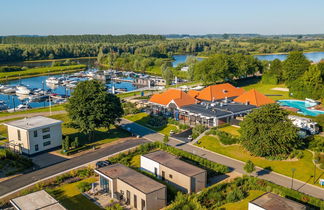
[0,138,148,198]
[120,118,324,200]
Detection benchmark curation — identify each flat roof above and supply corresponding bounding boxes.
[10,190,66,210]
[4,116,62,130]
[180,102,256,118]
[250,192,306,210]
[96,163,165,194]
[143,150,206,176]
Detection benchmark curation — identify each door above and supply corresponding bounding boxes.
[134,194,137,208]
[162,171,165,180]
[154,167,157,176]
[141,199,146,210]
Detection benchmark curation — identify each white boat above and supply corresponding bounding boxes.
[0,100,8,111]
[0,85,7,92]
[46,77,61,84]
[16,85,31,95]
[29,95,48,102]
[7,104,32,112]
[3,86,16,94]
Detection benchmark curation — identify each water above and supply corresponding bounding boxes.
[172,55,204,67]
[255,51,324,62]
[278,100,324,116]
[0,73,138,109]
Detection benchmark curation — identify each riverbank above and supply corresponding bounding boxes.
[0,65,87,82]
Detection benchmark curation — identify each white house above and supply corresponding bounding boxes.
[4,116,63,155]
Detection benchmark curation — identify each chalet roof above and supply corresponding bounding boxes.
[196,83,245,101]
[233,89,275,107]
[149,89,196,108]
[4,116,62,130]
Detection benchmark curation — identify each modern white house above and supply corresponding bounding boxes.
[4,116,63,155]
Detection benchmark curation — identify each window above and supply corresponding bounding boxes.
[43,141,51,146]
[42,127,50,133]
[154,167,157,176]
[134,195,137,208]
[141,199,145,210]
[43,134,51,139]
[35,144,39,151]
[169,174,173,179]
[162,171,165,180]
[17,130,21,141]
[33,130,38,138]
[126,190,130,205]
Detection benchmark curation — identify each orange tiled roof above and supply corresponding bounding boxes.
[187,90,200,98]
[233,89,275,107]
[196,83,245,101]
[149,89,196,108]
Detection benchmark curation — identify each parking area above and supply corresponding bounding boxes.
[31,151,69,169]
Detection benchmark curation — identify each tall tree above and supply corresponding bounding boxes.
[282,51,310,85]
[66,80,123,141]
[162,67,174,85]
[240,104,300,157]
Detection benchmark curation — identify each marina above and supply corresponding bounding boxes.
[0,69,167,111]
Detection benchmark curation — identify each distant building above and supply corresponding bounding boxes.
[248,192,306,210]
[4,116,63,155]
[141,150,207,193]
[10,190,66,210]
[95,163,166,210]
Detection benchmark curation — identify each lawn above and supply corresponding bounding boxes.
[219,125,241,136]
[50,114,130,150]
[124,112,178,135]
[48,177,103,210]
[220,190,265,210]
[0,104,65,118]
[0,65,86,80]
[196,136,324,186]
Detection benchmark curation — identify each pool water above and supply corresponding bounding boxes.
[278,100,324,116]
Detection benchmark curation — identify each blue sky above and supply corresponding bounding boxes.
[1,0,324,35]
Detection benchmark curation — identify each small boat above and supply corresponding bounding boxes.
[0,85,8,92]
[16,85,31,95]
[0,100,8,111]
[3,86,16,94]
[46,77,61,84]
[7,103,32,112]
[29,95,48,102]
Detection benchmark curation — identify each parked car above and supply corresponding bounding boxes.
[96,160,111,169]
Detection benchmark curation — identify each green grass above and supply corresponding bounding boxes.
[50,114,130,149]
[0,104,65,118]
[220,190,265,210]
[124,112,177,135]
[196,136,324,186]
[219,126,241,136]
[48,177,103,210]
[0,65,86,80]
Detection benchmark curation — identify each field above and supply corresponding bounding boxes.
[219,125,241,136]
[196,135,324,186]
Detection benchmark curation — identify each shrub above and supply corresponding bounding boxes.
[226,188,245,202]
[77,181,91,192]
[147,115,167,127]
[289,150,304,159]
[77,168,94,179]
[192,125,208,139]
[214,130,240,145]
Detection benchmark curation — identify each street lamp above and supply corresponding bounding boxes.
[291,168,296,189]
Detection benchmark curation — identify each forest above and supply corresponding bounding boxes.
[1,35,324,62]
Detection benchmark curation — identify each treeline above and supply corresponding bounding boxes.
[1,38,324,63]
[0,34,165,44]
[190,54,263,84]
[262,51,324,99]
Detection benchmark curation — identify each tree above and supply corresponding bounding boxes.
[269,59,283,81]
[282,51,310,85]
[162,67,174,85]
[62,136,70,151]
[66,80,124,141]
[74,137,80,148]
[239,104,300,157]
[244,160,256,174]
[163,135,169,144]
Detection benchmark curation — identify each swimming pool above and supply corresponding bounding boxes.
[278,100,324,116]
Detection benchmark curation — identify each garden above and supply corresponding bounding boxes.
[0,148,33,177]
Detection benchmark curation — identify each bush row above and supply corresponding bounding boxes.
[206,129,240,145]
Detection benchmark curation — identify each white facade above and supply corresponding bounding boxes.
[248,203,265,210]
[5,116,63,155]
[140,156,160,176]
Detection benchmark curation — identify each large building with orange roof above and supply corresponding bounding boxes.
[148,84,275,127]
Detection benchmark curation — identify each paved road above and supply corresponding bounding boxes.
[120,119,324,200]
[0,138,148,198]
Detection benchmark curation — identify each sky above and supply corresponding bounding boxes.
[1,0,324,35]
